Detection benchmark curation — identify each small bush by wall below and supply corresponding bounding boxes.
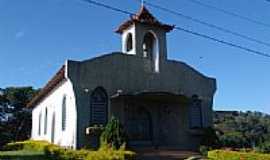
[85,145,134,160]
[208,150,270,160]
[100,117,126,149]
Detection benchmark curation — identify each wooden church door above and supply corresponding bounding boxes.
[125,105,153,145]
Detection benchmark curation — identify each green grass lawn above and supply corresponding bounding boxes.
[0,150,49,160]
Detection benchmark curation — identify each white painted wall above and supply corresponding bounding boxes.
[31,79,77,149]
[121,23,168,73]
[122,25,136,55]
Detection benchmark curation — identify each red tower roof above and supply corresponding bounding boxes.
[115,6,174,34]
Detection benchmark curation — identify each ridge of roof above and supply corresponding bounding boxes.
[115,6,174,34]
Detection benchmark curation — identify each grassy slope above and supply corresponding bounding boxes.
[0,150,49,160]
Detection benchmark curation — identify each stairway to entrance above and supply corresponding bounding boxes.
[133,148,202,160]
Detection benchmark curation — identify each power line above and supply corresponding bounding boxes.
[188,0,270,28]
[80,0,270,59]
[81,0,134,16]
[137,0,270,48]
[175,26,270,58]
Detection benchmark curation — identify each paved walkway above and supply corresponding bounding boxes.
[133,148,202,160]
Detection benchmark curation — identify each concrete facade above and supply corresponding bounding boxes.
[66,52,216,149]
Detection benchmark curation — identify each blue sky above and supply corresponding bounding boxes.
[0,0,269,113]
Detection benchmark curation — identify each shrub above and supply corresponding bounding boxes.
[199,145,209,157]
[3,142,24,151]
[100,117,126,149]
[200,127,220,148]
[199,127,219,156]
[85,145,135,160]
[208,150,270,160]
[44,143,135,160]
[219,131,246,148]
[3,140,135,160]
[3,140,50,151]
[44,144,89,160]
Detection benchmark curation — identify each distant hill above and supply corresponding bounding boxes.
[212,110,270,149]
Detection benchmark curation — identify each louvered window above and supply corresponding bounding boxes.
[189,95,203,129]
[90,87,108,125]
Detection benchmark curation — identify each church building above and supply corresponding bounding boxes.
[28,6,216,150]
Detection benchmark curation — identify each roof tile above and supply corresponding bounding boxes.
[115,6,174,34]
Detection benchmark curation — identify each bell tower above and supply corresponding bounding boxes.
[115,6,174,72]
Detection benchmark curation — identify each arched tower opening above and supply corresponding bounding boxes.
[143,32,159,72]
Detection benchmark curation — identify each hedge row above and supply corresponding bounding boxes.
[3,140,135,160]
[3,140,51,152]
[208,150,270,160]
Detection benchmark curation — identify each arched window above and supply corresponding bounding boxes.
[189,95,203,129]
[38,112,42,136]
[62,95,67,131]
[51,112,56,143]
[90,87,108,125]
[143,32,159,72]
[44,108,48,135]
[126,33,133,52]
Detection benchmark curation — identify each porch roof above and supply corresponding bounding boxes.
[111,91,189,103]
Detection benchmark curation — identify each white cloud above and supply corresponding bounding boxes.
[15,31,25,39]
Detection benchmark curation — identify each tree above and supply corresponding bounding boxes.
[214,110,270,151]
[0,87,39,149]
[4,87,37,111]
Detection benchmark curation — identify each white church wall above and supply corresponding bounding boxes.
[122,25,136,55]
[31,79,77,149]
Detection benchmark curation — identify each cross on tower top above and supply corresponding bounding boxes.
[141,0,145,7]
